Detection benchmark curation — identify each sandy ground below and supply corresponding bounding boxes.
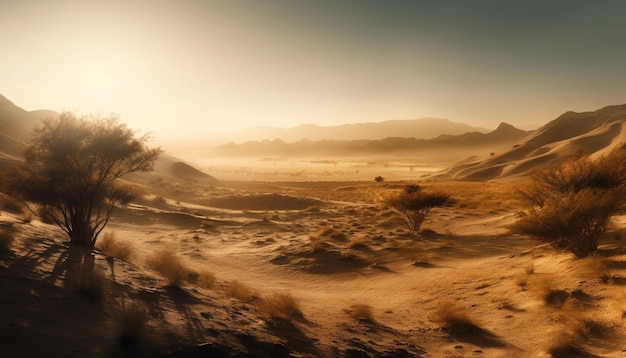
[2,179,626,357]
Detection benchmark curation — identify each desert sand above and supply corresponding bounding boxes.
[2,173,626,357]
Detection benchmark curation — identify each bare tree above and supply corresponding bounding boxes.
[4,112,161,248]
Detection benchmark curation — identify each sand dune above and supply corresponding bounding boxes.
[2,179,626,357]
[446,104,626,180]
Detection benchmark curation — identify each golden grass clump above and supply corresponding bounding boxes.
[189,269,216,289]
[433,300,481,334]
[225,280,257,302]
[259,291,302,320]
[76,262,110,301]
[96,232,134,261]
[147,247,190,288]
[118,299,149,349]
[344,303,374,322]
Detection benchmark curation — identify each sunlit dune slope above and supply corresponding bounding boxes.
[444,104,626,180]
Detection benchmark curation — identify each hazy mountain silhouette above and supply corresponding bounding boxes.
[445,104,626,180]
[229,118,489,142]
[217,122,529,158]
[0,94,220,185]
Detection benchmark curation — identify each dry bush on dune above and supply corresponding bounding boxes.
[344,303,374,322]
[225,280,257,302]
[147,247,190,288]
[259,292,302,321]
[117,299,149,349]
[383,184,452,232]
[433,300,481,334]
[512,148,626,258]
[96,232,134,261]
[188,269,216,289]
[530,275,569,307]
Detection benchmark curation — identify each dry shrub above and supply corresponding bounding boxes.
[382,185,451,231]
[513,149,626,258]
[147,247,189,288]
[96,232,134,261]
[118,299,149,349]
[546,332,588,358]
[77,262,110,301]
[0,226,15,252]
[344,303,374,322]
[530,275,569,307]
[433,300,481,334]
[188,269,216,289]
[225,280,256,302]
[259,292,302,320]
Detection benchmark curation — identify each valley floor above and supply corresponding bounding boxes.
[2,180,626,357]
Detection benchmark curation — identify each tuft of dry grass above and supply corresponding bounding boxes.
[96,232,134,261]
[147,247,190,288]
[530,274,569,307]
[344,303,374,322]
[259,291,302,320]
[76,262,110,301]
[188,269,216,289]
[0,226,15,252]
[225,280,256,302]
[433,300,481,334]
[118,299,149,349]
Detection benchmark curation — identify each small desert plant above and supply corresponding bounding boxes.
[189,269,216,289]
[531,275,569,307]
[259,292,302,320]
[432,300,480,334]
[512,148,626,258]
[96,232,134,261]
[344,303,374,322]
[383,184,451,231]
[118,299,149,348]
[147,247,189,288]
[225,280,256,302]
[77,262,110,301]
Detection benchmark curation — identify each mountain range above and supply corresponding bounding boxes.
[226,118,489,143]
[217,122,530,158]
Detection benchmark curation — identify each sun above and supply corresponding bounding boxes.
[78,62,114,102]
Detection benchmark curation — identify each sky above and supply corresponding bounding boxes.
[2,0,626,141]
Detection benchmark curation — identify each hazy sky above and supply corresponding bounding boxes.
[2,0,626,140]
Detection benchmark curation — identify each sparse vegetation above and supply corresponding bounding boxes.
[96,232,134,261]
[512,148,626,257]
[433,300,481,334]
[3,112,161,249]
[259,291,302,320]
[147,247,190,288]
[344,303,374,322]
[76,261,110,301]
[117,299,149,349]
[225,280,256,302]
[383,184,452,231]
